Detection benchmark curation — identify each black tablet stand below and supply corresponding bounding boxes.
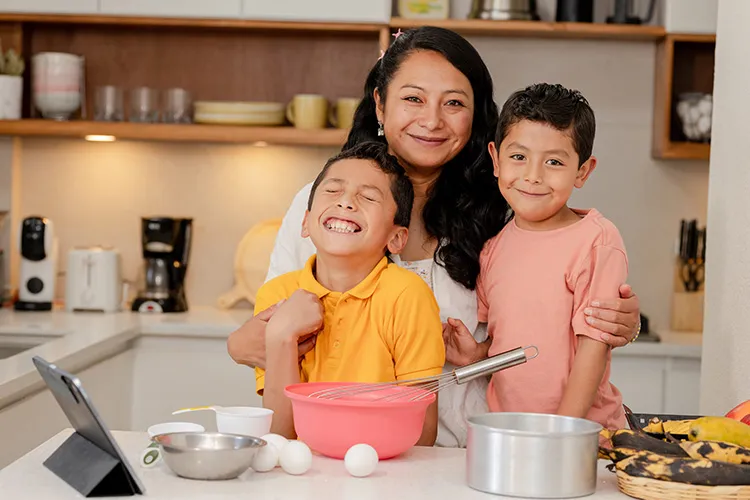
[43,432,139,497]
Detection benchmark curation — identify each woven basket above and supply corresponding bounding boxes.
[617,471,750,500]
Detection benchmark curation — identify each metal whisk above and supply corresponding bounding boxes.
[307,345,539,402]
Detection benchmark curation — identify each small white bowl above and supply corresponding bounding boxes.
[148,422,205,438]
[215,407,273,437]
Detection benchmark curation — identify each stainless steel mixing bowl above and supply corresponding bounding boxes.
[152,432,266,480]
[466,413,602,498]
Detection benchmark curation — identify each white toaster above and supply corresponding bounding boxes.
[65,247,122,312]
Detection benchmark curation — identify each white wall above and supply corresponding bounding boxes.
[699,0,749,414]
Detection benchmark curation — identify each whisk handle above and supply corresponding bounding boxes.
[453,346,530,384]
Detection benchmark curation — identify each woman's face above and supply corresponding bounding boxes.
[375,50,474,174]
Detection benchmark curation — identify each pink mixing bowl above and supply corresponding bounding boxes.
[284,382,436,459]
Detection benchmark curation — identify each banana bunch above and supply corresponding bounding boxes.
[600,417,750,487]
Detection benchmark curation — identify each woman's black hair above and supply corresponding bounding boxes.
[343,26,510,290]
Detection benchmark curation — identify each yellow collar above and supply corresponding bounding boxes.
[298,255,389,300]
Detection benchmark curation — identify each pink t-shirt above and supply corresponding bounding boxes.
[477,208,627,430]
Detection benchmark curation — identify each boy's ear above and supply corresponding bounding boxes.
[488,142,500,178]
[386,226,408,255]
[574,156,597,188]
[301,211,310,238]
[374,88,384,126]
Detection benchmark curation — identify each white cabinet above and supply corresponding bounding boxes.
[241,0,391,23]
[662,0,718,34]
[610,353,702,416]
[0,0,98,14]
[99,0,242,19]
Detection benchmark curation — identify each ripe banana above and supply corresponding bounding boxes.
[689,417,750,448]
[642,419,693,436]
[680,440,750,465]
[608,428,688,457]
[615,450,750,486]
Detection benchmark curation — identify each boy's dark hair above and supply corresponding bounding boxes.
[495,83,596,167]
[307,141,413,228]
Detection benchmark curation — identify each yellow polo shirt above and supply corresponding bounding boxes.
[254,255,445,395]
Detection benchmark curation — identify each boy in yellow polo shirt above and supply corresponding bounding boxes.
[255,141,445,445]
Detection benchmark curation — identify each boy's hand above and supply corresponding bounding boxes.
[443,318,485,367]
[267,290,324,344]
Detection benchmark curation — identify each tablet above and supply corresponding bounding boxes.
[32,356,145,495]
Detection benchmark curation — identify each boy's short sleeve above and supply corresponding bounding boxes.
[572,244,628,342]
[253,278,293,396]
[476,239,496,323]
[392,280,446,380]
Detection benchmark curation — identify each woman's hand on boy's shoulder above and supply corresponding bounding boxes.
[266,290,324,344]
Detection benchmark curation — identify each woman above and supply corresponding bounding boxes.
[227,27,640,448]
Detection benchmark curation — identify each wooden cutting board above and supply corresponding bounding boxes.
[216,218,282,310]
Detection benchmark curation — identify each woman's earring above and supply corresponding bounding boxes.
[377,122,384,136]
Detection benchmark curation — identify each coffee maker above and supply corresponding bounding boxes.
[131,217,192,313]
[15,216,59,311]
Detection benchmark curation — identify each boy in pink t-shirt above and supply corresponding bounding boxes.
[446,83,626,429]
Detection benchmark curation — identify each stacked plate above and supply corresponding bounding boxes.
[193,101,285,126]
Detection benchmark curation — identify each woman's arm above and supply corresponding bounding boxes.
[557,337,608,418]
[443,318,490,367]
[585,284,640,348]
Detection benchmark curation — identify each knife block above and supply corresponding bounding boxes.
[670,258,704,332]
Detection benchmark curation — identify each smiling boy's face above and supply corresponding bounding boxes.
[489,119,596,230]
[302,158,407,260]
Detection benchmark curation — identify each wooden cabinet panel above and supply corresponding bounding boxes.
[100,0,242,19]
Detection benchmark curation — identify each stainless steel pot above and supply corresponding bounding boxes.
[466,413,602,498]
[469,0,539,21]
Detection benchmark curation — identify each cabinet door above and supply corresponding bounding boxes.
[242,0,391,23]
[0,0,98,14]
[610,356,666,414]
[99,0,242,19]
[663,357,702,415]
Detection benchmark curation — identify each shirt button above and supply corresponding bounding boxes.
[334,340,341,348]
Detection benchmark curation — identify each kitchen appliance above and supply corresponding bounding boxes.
[131,217,192,313]
[555,0,593,22]
[606,0,657,24]
[466,413,601,498]
[15,216,58,311]
[469,0,540,21]
[65,246,122,312]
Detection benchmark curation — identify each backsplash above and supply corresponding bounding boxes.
[13,35,709,330]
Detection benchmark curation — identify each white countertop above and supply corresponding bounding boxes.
[0,429,629,499]
[0,306,703,409]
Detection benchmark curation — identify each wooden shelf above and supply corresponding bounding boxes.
[0,120,349,146]
[389,17,665,41]
[0,13,384,33]
[652,34,716,160]
[0,13,667,40]
[656,142,710,161]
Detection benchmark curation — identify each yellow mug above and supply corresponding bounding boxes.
[286,94,328,129]
[329,97,360,130]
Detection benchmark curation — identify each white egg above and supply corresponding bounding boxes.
[261,433,290,456]
[689,105,701,121]
[279,441,312,475]
[344,444,379,478]
[251,443,279,472]
[699,96,712,114]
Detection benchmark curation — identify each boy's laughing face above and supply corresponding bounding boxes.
[302,158,407,260]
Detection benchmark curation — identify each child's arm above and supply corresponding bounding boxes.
[392,279,446,447]
[557,336,608,418]
[262,289,324,438]
[564,234,628,419]
[417,399,438,446]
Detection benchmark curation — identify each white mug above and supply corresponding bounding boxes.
[32,52,84,120]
